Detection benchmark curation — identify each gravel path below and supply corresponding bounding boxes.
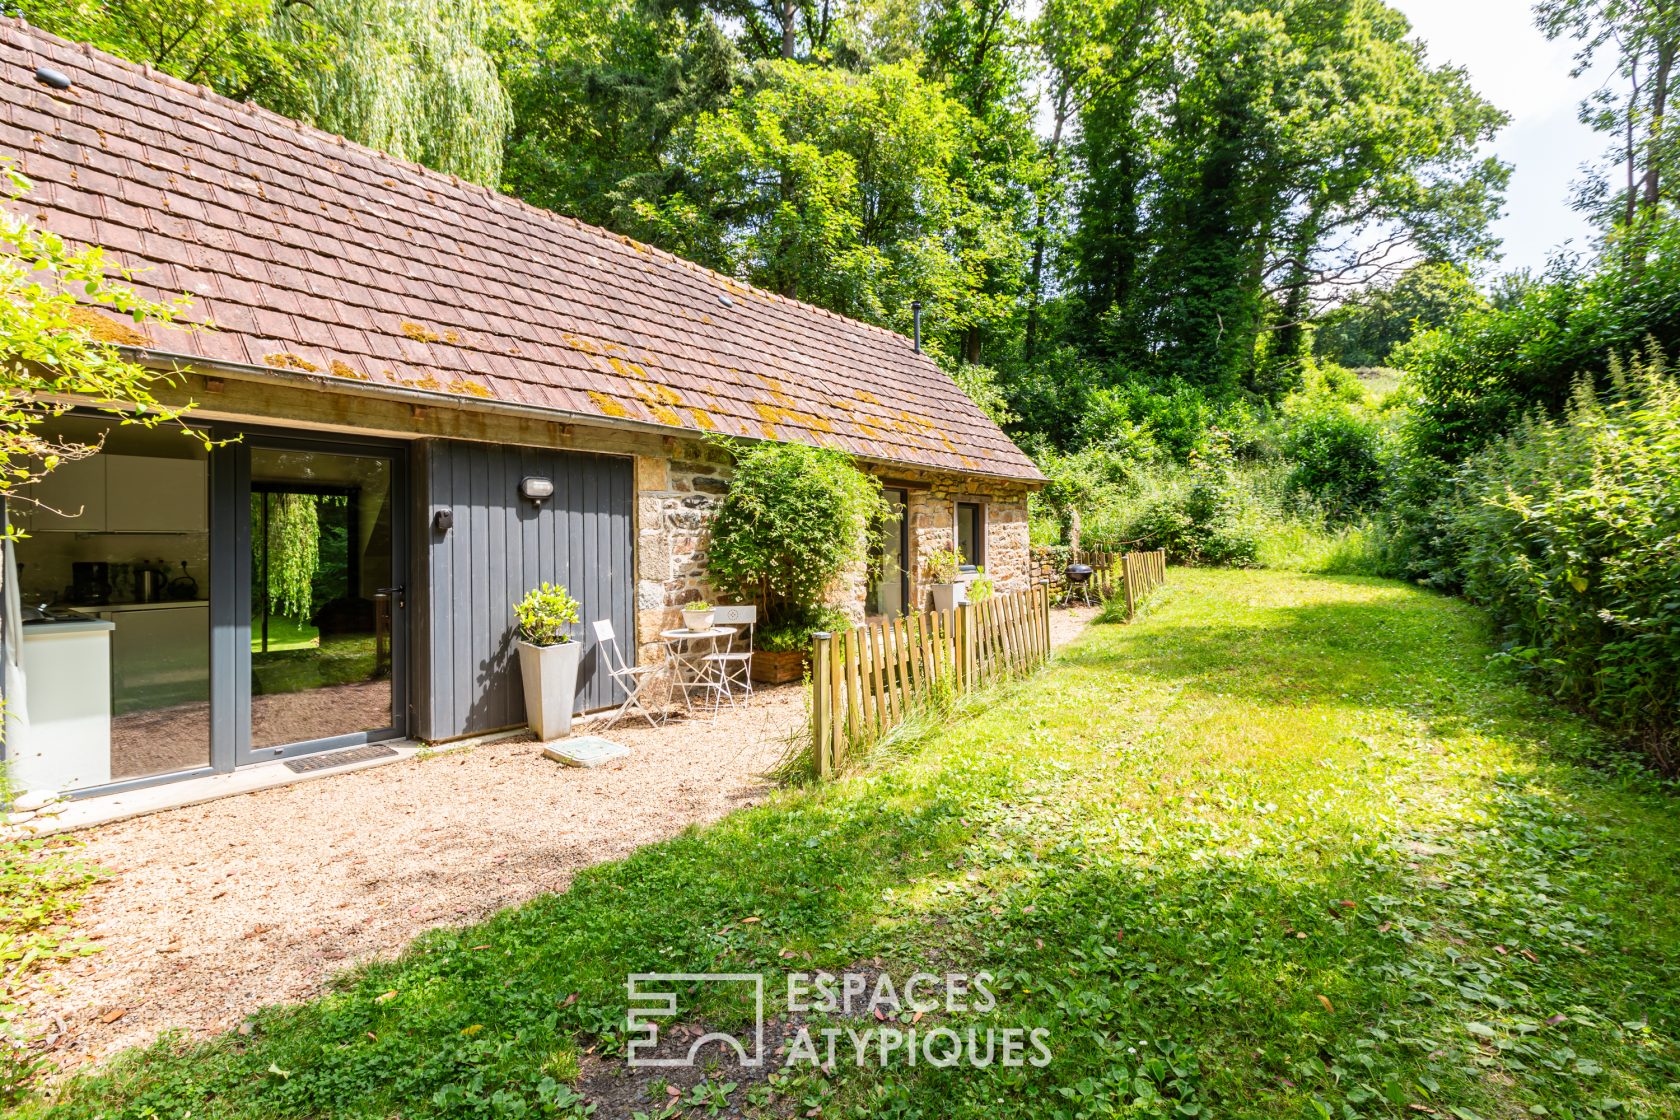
[27,606,1096,1075]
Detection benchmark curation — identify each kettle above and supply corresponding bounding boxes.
[136,566,168,603]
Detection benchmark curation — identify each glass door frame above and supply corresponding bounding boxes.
[215,427,410,768]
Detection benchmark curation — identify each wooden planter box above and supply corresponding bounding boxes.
[750,649,810,684]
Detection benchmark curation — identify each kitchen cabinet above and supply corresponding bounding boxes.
[12,454,205,533]
[12,620,114,792]
[105,456,207,532]
[13,455,108,532]
[82,602,211,714]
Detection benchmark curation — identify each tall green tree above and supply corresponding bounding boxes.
[1061,0,1506,399]
[1539,0,1680,244]
[632,58,1032,347]
[17,0,512,184]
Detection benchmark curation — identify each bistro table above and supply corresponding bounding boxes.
[659,626,737,714]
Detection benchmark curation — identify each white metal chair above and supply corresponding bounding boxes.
[700,604,756,712]
[592,619,661,728]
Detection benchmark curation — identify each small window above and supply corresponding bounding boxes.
[956,502,983,569]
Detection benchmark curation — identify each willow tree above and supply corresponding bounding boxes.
[273,0,513,185]
[16,0,512,185]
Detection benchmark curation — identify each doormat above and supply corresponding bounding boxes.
[541,736,630,768]
[285,744,401,774]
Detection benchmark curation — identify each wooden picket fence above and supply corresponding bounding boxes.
[809,584,1053,778]
[1119,549,1167,619]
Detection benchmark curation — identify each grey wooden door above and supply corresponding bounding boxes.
[415,442,635,740]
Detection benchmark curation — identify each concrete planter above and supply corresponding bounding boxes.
[930,582,964,612]
[517,639,582,741]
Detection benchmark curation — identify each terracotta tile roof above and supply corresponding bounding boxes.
[0,20,1043,482]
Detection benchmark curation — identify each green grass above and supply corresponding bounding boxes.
[26,571,1680,1119]
[251,635,378,696]
[250,615,320,654]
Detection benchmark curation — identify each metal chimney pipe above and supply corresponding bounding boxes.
[911,301,922,352]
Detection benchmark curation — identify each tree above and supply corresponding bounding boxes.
[1539,0,1680,246]
[1062,0,1506,399]
[16,0,512,184]
[632,59,1031,347]
[499,0,741,227]
[1314,261,1489,368]
[1,167,203,528]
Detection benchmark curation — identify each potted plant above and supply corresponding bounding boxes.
[513,582,582,740]
[681,600,716,632]
[705,439,888,683]
[925,547,965,611]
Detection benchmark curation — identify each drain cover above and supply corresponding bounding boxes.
[541,736,630,768]
[285,744,400,773]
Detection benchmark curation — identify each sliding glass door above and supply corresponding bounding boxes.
[235,439,406,766]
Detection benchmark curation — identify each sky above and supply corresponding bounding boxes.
[1389,0,1607,276]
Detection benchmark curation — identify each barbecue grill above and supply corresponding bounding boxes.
[1062,562,1097,607]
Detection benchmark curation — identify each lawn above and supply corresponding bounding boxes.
[28,570,1680,1119]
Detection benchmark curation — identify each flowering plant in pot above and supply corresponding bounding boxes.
[924,547,966,611]
[514,582,581,740]
[681,600,715,632]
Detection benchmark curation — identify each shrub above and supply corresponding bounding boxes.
[1128,439,1260,567]
[706,439,886,634]
[513,582,580,645]
[1448,354,1680,772]
[1278,402,1391,520]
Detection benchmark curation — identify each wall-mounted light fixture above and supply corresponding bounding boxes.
[520,476,555,505]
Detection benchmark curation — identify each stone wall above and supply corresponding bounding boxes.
[903,480,1033,614]
[633,445,733,658]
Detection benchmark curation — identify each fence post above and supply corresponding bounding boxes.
[1123,553,1137,619]
[957,601,975,693]
[811,632,831,780]
[1039,580,1051,662]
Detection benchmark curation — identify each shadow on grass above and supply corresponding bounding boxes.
[34,572,1680,1120]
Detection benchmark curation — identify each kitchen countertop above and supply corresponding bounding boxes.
[22,618,115,635]
[67,600,210,613]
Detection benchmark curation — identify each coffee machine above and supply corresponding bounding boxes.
[71,561,112,605]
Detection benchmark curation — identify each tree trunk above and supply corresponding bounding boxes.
[781,0,796,59]
[1023,89,1070,363]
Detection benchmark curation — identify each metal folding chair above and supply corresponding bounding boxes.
[700,604,756,712]
[592,619,661,728]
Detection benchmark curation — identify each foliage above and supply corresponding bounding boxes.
[704,439,885,632]
[513,582,581,645]
[26,572,1680,1119]
[1394,218,1680,463]
[1,167,200,526]
[922,547,963,583]
[1128,452,1261,568]
[756,604,849,653]
[965,567,993,602]
[1314,262,1489,368]
[630,58,1032,347]
[1276,398,1392,520]
[16,0,511,184]
[254,493,320,624]
[1446,354,1680,772]
[682,600,713,613]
